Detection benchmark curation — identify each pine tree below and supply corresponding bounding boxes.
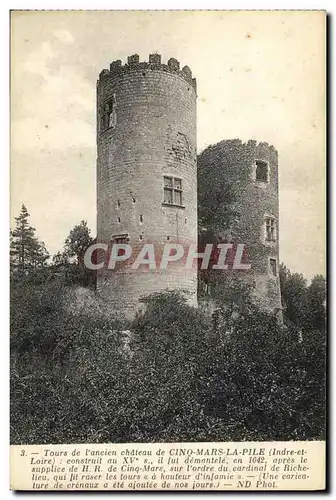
[10,204,49,274]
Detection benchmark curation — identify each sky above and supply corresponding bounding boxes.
[10,10,326,278]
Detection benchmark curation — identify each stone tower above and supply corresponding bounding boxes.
[96,54,197,317]
[198,139,282,318]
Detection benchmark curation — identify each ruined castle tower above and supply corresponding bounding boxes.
[96,54,197,317]
[198,139,282,317]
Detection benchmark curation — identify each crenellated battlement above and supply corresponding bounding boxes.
[98,53,196,91]
[199,139,277,153]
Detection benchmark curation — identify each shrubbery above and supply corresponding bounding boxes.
[10,278,326,444]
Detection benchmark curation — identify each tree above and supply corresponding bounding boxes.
[279,263,308,327]
[306,275,326,330]
[279,264,326,331]
[64,221,93,266]
[63,221,95,287]
[10,204,49,274]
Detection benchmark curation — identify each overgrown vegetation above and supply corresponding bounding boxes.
[10,205,326,444]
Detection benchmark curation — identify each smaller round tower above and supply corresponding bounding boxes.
[198,139,282,318]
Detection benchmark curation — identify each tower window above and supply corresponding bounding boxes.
[265,217,276,242]
[117,216,121,224]
[100,94,117,132]
[113,234,129,245]
[270,258,277,276]
[255,160,269,183]
[139,214,143,223]
[163,176,183,205]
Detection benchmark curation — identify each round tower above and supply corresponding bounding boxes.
[198,139,282,318]
[96,54,197,317]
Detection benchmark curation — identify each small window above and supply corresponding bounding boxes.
[100,94,117,132]
[113,234,129,245]
[117,216,121,224]
[139,214,143,223]
[163,176,183,206]
[255,160,269,182]
[270,258,277,276]
[265,217,276,242]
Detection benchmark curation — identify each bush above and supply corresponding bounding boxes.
[10,280,325,444]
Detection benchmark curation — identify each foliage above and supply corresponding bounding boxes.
[198,308,325,441]
[10,207,96,288]
[64,220,93,265]
[280,264,326,330]
[306,275,327,331]
[61,220,95,287]
[10,278,128,444]
[11,282,326,444]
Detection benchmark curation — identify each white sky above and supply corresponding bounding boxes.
[10,10,326,278]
